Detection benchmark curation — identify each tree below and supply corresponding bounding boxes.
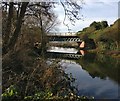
[2,1,83,55]
[90,21,108,30]
[101,21,108,28]
[2,2,29,54]
[3,2,14,47]
[90,21,102,30]
[25,2,57,56]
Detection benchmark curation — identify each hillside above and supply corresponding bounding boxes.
[77,19,120,51]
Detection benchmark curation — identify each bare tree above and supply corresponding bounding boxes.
[3,2,14,47]
[3,2,29,54]
[2,1,83,55]
[60,0,83,31]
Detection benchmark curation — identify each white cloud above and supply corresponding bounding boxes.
[53,1,119,32]
[84,0,120,3]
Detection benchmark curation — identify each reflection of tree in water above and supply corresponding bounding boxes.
[89,72,106,79]
[82,52,96,62]
[76,52,120,85]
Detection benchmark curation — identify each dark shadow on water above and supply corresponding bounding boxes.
[76,52,120,85]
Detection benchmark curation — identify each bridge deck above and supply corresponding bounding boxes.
[47,35,82,42]
[47,35,80,38]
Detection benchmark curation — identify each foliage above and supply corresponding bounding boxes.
[2,85,18,100]
[2,55,94,100]
[2,87,94,100]
[77,19,120,51]
[2,40,93,100]
[90,21,108,30]
[101,21,109,28]
[2,1,94,100]
[90,21,102,30]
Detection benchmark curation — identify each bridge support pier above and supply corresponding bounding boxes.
[77,41,85,50]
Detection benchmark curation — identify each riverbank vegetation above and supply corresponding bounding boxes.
[2,44,94,100]
[77,19,120,57]
[2,37,94,100]
[1,1,95,100]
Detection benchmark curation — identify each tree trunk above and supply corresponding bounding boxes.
[3,2,29,54]
[40,11,46,58]
[17,3,21,19]
[3,2,14,47]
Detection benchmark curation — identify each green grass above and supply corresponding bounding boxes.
[77,18,120,51]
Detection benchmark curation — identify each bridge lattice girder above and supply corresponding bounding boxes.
[47,35,82,42]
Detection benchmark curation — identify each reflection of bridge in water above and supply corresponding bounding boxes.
[46,50,86,60]
[46,52,82,59]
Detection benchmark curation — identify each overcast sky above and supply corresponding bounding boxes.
[53,0,120,33]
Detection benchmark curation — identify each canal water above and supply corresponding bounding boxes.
[47,47,120,99]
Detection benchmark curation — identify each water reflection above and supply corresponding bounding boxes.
[61,60,119,99]
[47,47,120,99]
[47,46,78,53]
[78,53,120,85]
[79,50,87,56]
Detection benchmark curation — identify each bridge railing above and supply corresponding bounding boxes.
[47,32,77,36]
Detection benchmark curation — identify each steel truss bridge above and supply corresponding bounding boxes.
[47,35,82,42]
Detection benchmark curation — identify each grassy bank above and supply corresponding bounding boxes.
[77,18,120,54]
[88,49,120,59]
